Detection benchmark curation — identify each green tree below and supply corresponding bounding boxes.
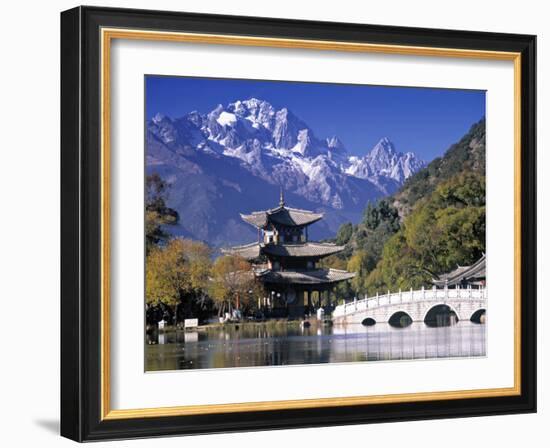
[335,222,353,245]
[364,173,485,293]
[363,199,400,232]
[145,173,179,253]
[347,250,370,293]
[366,232,430,293]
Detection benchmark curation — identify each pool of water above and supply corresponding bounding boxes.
[145,320,486,371]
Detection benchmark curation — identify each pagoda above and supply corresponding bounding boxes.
[223,190,355,318]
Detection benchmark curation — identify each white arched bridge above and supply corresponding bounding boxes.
[332,286,487,327]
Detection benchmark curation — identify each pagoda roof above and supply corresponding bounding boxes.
[222,241,345,261]
[262,242,344,258]
[433,254,486,287]
[221,242,262,260]
[240,205,323,229]
[256,268,355,286]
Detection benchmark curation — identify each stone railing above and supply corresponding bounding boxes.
[333,286,486,318]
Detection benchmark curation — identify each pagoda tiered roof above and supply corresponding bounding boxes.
[262,242,344,257]
[222,242,344,260]
[240,205,323,229]
[221,242,262,260]
[256,268,355,286]
[223,191,355,292]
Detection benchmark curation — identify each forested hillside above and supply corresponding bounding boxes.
[323,119,486,296]
[393,118,485,216]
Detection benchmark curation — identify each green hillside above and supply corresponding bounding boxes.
[393,118,485,216]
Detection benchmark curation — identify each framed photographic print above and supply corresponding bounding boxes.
[60,6,536,441]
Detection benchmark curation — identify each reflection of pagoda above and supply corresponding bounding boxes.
[223,190,355,318]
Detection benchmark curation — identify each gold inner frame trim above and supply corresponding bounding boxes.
[100,27,522,420]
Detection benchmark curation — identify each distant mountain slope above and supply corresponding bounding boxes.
[146,97,425,246]
[392,118,485,216]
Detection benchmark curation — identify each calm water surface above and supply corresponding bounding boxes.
[145,321,486,371]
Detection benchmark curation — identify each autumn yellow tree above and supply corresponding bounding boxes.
[146,238,212,307]
[209,255,261,315]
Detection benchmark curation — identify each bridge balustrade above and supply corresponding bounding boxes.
[335,286,486,318]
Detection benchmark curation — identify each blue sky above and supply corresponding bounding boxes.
[146,75,485,162]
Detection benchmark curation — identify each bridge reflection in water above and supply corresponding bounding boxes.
[145,320,486,371]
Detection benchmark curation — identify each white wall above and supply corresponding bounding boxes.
[0,0,546,446]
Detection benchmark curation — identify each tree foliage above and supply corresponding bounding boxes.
[346,250,370,293]
[394,118,486,212]
[145,173,179,253]
[354,199,401,271]
[209,255,262,314]
[323,199,402,297]
[146,238,212,306]
[363,199,400,232]
[335,222,353,245]
[363,173,486,293]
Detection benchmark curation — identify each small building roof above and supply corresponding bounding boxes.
[256,268,355,286]
[433,254,486,287]
[241,205,324,229]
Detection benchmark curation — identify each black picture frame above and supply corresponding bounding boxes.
[61,5,536,442]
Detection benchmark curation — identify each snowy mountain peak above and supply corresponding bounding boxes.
[226,98,276,131]
[152,112,169,124]
[147,98,425,209]
[217,111,238,127]
[243,97,268,108]
[345,138,424,185]
[207,104,224,118]
[369,137,396,157]
[228,97,271,113]
[326,136,345,151]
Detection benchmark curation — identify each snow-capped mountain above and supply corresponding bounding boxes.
[346,137,425,184]
[146,98,425,245]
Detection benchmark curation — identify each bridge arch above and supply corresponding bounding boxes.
[388,311,413,328]
[470,308,486,324]
[361,317,376,326]
[423,303,459,327]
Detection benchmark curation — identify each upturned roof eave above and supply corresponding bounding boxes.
[240,206,324,229]
[221,242,262,260]
[432,255,486,285]
[240,212,268,229]
[261,242,345,258]
[256,268,355,285]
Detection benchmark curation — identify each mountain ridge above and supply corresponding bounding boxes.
[146,97,426,246]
